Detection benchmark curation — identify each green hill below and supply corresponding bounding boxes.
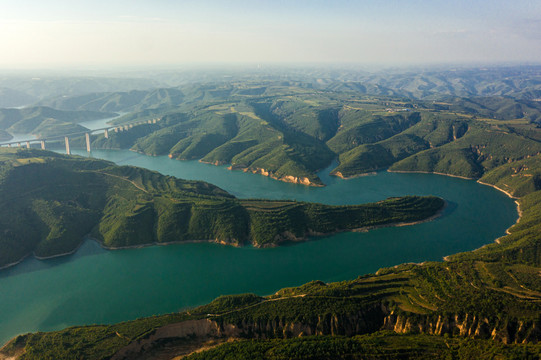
[390,123,541,178]
[54,84,540,186]
[0,148,442,269]
[37,82,541,186]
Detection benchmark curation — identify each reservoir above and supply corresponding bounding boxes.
[0,149,518,345]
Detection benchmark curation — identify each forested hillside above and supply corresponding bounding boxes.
[47,82,541,186]
[0,148,442,269]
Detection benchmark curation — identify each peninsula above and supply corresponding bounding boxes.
[0,148,443,269]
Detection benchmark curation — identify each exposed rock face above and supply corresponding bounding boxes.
[3,305,540,359]
[281,175,313,186]
[110,306,385,359]
[199,159,227,166]
[383,312,541,344]
[224,307,385,339]
[332,171,377,179]
[333,171,346,179]
[109,305,541,359]
[228,165,322,186]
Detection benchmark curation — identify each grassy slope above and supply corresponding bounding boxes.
[0,148,442,268]
[390,123,541,178]
[75,86,541,185]
[81,89,430,185]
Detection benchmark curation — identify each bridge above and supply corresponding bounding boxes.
[0,118,160,155]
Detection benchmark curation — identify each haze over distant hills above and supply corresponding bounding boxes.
[1,65,541,109]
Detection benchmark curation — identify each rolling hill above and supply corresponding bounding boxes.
[0,148,442,269]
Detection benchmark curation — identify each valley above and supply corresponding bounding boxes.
[0,69,540,359]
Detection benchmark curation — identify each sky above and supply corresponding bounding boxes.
[0,0,540,68]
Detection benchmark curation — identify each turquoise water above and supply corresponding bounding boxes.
[0,149,518,345]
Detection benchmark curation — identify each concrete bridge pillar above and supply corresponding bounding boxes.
[152,118,157,124]
[104,129,109,138]
[26,141,30,149]
[85,133,91,152]
[17,142,21,147]
[7,143,11,147]
[129,124,133,128]
[65,136,71,155]
[148,119,152,124]
[124,125,129,131]
[41,140,46,150]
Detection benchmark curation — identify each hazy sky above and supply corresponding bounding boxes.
[1,0,540,68]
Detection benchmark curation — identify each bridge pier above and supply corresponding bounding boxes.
[65,136,71,155]
[148,119,152,124]
[152,119,157,124]
[41,140,45,150]
[7,144,11,147]
[26,141,30,149]
[104,129,109,138]
[124,125,129,131]
[85,133,91,152]
[17,142,21,148]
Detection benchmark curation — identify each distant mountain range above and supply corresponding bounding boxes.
[1,65,541,109]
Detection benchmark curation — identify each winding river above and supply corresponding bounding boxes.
[0,149,518,345]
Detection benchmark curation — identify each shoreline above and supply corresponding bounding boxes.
[335,168,521,248]
[0,202,445,270]
[384,169,522,260]
[0,164,520,271]
[474,181,522,237]
[227,164,324,187]
[476,180,518,199]
[0,254,30,271]
[0,237,243,271]
[331,171,377,180]
[476,180,522,240]
[386,169,522,240]
[33,239,87,261]
[267,200,447,248]
[387,169,474,180]
[94,237,241,251]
